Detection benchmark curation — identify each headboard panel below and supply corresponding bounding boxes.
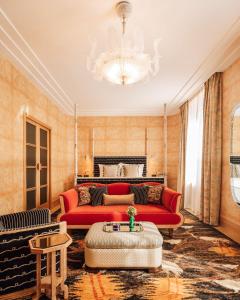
[230,155,240,164]
[94,156,147,177]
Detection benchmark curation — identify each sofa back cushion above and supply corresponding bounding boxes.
[107,183,130,195]
[103,193,134,206]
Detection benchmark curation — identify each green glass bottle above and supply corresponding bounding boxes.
[129,215,135,232]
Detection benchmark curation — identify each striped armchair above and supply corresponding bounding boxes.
[0,208,67,299]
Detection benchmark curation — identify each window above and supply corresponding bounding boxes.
[184,89,204,217]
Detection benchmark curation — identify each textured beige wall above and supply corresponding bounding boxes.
[0,53,75,215]
[217,58,240,243]
[232,116,240,155]
[78,115,180,190]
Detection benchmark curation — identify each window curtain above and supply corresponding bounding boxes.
[177,101,189,208]
[200,72,222,226]
[184,89,204,217]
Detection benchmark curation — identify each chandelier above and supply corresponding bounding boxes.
[87,1,160,85]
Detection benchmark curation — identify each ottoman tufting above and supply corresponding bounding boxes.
[84,222,163,271]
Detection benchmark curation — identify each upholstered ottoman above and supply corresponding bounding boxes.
[84,222,163,271]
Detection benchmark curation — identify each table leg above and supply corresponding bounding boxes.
[36,254,41,300]
[60,247,68,299]
[51,251,56,300]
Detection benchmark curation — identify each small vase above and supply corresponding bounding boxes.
[129,216,135,232]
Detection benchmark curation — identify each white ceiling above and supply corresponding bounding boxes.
[0,0,240,115]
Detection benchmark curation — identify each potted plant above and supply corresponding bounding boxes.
[127,206,137,232]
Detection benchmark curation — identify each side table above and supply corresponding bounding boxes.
[29,232,72,300]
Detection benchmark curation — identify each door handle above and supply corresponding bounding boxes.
[37,163,42,171]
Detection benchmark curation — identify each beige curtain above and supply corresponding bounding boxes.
[200,72,222,225]
[177,101,189,209]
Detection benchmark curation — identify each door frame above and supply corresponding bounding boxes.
[23,114,52,210]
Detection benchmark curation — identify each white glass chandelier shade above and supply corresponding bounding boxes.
[87,1,160,85]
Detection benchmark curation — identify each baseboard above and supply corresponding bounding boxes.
[216,215,240,243]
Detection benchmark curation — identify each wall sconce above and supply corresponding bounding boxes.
[21,104,29,116]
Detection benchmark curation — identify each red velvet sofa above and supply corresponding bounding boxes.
[58,182,183,231]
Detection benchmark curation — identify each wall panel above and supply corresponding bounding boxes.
[0,53,74,214]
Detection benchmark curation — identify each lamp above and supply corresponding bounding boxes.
[87,1,160,85]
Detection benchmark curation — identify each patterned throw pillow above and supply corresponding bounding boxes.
[77,186,91,206]
[146,185,163,204]
[130,185,149,204]
[89,186,107,206]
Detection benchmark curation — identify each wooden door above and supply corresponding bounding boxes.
[25,117,50,210]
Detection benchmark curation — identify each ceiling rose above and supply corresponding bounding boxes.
[87,1,160,85]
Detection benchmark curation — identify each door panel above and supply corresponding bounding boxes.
[26,190,36,210]
[40,148,48,166]
[26,145,36,166]
[40,168,47,186]
[40,186,48,205]
[26,168,36,189]
[25,118,50,210]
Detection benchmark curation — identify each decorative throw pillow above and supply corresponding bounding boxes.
[130,185,149,204]
[122,164,144,177]
[77,186,91,206]
[89,186,107,206]
[98,164,104,177]
[103,165,119,177]
[103,193,134,206]
[146,185,163,204]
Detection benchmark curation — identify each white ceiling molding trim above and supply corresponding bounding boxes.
[0,1,239,117]
[0,7,74,114]
[168,17,240,112]
[76,108,170,117]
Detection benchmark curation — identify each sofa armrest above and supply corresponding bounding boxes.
[59,188,78,213]
[162,187,181,213]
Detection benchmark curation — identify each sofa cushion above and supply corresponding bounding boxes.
[77,186,91,206]
[107,183,130,195]
[89,186,107,206]
[103,193,134,206]
[147,185,163,204]
[130,185,149,204]
[60,204,182,226]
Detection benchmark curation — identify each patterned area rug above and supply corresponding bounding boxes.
[64,212,240,300]
[25,212,240,300]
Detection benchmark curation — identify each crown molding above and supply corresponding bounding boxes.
[0,5,239,117]
[0,7,74,115]
[168,17,240,110]
[77,107,179,117]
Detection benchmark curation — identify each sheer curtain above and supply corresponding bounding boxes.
[184,89,204,217]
